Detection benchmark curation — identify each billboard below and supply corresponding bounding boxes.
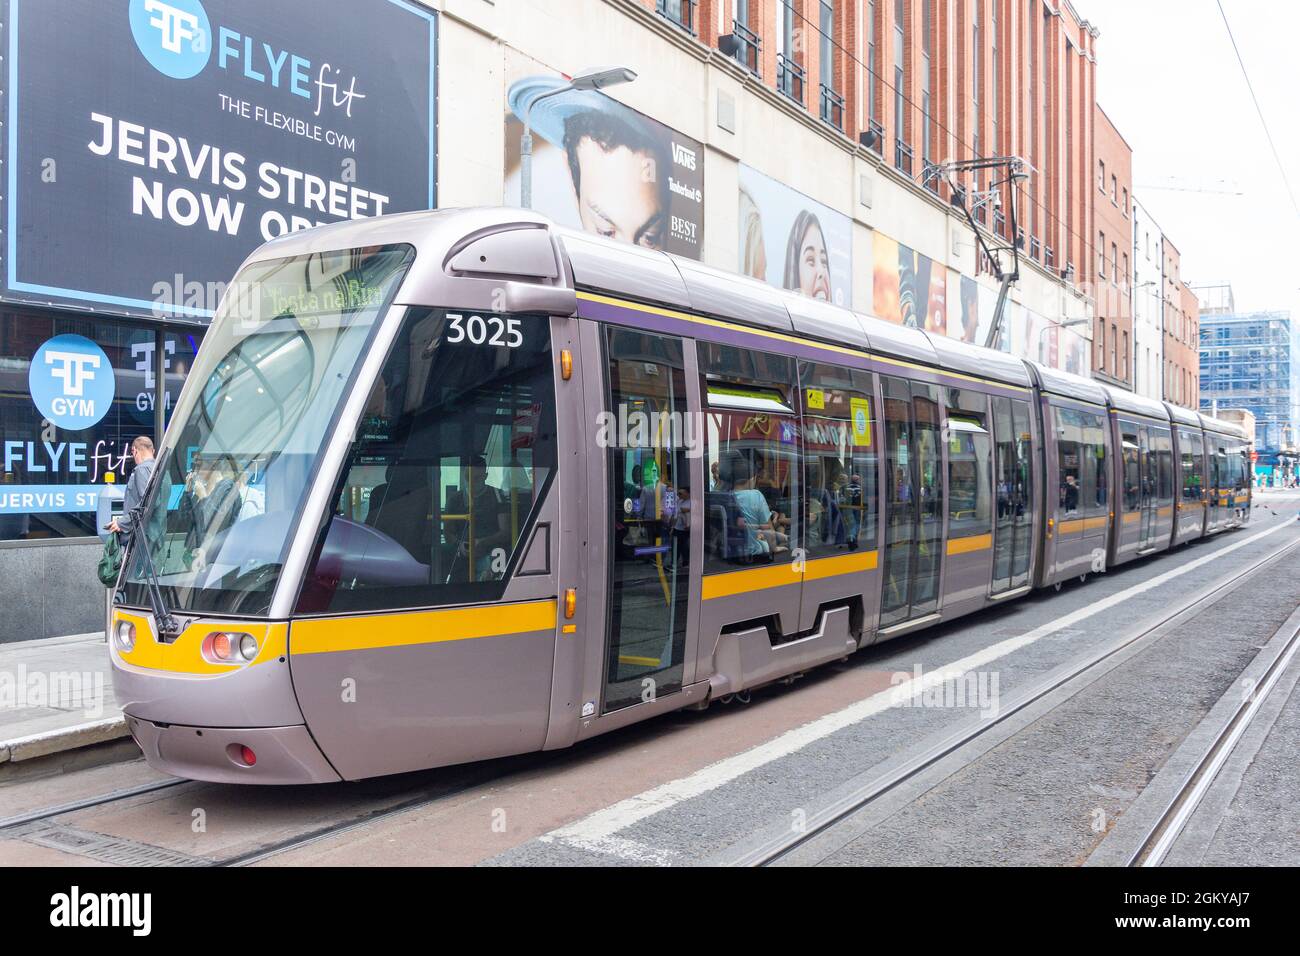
[2,0,437,320]
[738,164,852,307]
[872,232,945,333]
[504,51,704,259]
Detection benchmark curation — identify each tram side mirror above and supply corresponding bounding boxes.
[502,281,577,317]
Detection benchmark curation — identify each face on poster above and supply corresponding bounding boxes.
[947,274,987,344]
[871,232,944,332]
[737,165,852,307]
[503,52,704,259]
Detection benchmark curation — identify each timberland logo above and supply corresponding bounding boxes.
[49,886,151,936]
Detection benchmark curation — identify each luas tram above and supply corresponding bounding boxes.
[108,208,1252,783]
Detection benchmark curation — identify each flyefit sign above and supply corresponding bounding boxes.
[2,0,437,319]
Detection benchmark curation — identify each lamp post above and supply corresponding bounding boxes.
[520,66,638,209]
[1039,317,1090,367]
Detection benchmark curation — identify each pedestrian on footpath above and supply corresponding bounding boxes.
[108,436,156,540]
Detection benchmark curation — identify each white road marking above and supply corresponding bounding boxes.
[542,519,1297,859]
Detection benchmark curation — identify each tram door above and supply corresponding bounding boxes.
[1137,424,1159,551]
[880,376,944,627]
[991,397,1034,593]
[598,328,695,713]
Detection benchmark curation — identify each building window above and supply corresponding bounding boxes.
[728,0,761,75]
[1111,243,1118,284]
[818,2,845,130]
[1098,231,1106,276]
[655,0,697,35]
[868,0,879,127]
[895,0,906,159]
[1098,320,1106,371]
[777,1,805,105]
[1111,174,1117,203]
[1099,159,1106,192]
[1122,187,1129,216]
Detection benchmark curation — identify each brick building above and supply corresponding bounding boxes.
[652,0,1103,301]
[1160,237,1199,408]
[1092,104,1132,388]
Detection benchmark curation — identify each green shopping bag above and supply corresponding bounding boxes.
[97,533,123,588]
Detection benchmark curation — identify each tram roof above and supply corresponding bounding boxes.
[1198,412,1247,441]
[1101,384,1171,422]
[1024,360,1110,407]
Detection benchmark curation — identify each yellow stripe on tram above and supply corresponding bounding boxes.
[292,600,558,655]
[702,549,878,600]
[946,533,993,556]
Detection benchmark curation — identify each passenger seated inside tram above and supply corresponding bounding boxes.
[178,455,242,569]
[808,459,846,547]
[455,455,512,581]
[1062,474,1080,513]
[728,453,788,556]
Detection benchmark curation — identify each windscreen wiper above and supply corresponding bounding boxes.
[124,504,182,639]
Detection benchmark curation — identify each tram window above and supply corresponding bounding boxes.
[1179,428,1203,501]
[1056,408,1083,514]
[1121,425,1141,511]
[700,342,800,573]
[1154,428,1174,500]
[798,362,877,558]
[945,389,992,537]
[296,307,557,614]
[1082,410,1108,510]
[604,328,690,712]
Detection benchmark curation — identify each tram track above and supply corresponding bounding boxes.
[0,778,190,831]
[727,531,1300,867]
[1123,611,1300,867]
[4,524,1296,867]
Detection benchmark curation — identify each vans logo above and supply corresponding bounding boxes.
[671,141,697,170]
[49,886,152,937]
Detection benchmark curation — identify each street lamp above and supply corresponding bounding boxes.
[519,66,638,209]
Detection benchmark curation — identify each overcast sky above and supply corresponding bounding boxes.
[1077,0,1299,318]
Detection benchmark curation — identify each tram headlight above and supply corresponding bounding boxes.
[202,631,257,665]
[115,620,135,653]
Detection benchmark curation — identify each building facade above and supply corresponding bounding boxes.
[0,0,1187,640]
[1092,104,1132,389]
[1130,195,1164,400]
[1199,310,1297,454]
[1159,238,1198,408]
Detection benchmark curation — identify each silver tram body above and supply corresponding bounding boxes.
[108,208,1253,784]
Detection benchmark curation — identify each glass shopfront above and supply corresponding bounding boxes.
[0,306,203,541]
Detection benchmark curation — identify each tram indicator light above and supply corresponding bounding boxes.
[564,588,577,620]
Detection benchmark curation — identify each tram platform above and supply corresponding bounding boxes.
[0,631,125,772]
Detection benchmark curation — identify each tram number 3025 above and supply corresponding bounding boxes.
[445,313,523,348]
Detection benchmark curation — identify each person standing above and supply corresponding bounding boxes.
[108,436,155,539]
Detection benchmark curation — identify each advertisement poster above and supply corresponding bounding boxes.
[2,0,438,319]
[872,232,945,333]
[737,164,852,307]
[0,317,203,537]
[504,50,704,259]
[947,273,986,344]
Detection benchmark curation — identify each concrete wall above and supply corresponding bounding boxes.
[0,542,105,644]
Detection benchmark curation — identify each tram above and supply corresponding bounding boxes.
[108,208,1252,783]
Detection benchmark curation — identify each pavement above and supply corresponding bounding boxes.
[0,631,126,770]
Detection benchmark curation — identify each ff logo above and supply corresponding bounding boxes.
[129,0,211,79]
[29,335,116,431]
